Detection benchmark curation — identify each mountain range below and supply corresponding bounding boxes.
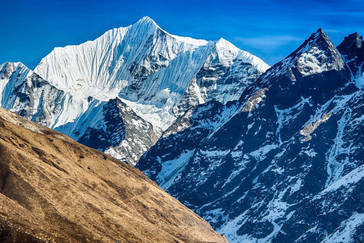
[1,17,364,242]
[0,16,268,165]
[137,29,364,242]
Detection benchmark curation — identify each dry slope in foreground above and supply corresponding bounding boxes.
[0,108,226,243]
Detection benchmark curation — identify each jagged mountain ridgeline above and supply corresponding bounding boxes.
[0,16,268,165]
[137,29,364,242]
[1,16,364,243]
[0,107,227,243]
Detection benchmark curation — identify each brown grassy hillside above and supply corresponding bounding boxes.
[0,108,227,243]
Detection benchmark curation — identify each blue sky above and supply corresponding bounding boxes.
[1,0,363,69]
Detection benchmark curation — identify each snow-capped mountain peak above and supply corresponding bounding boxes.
[131,16,161,36]
[136,16,208,46]
[0,17,266,165]
[137,16,158,26]
[260,28,345,89]
[295,28,345,76]
[34,16,269,131]
[216,38,240,51]
[297,28,336,55]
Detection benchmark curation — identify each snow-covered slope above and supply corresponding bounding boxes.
[137,29,364,242]
[0,61,108,129]
[35,16,269,130]
[0,62,67,126]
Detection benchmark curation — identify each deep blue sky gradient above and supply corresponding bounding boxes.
[1,0,363,69]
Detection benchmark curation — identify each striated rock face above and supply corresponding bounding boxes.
[0,17,268,165]
[138,29,364,242]
[0,107,227,243]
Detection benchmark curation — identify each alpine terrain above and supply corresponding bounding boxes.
[137,29,364,242]
[0,16,268,165]
[2,15,363,243]
[0,107,227,243]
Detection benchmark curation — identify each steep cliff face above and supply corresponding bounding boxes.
[138,30,364,242]
[0,107,227,243]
